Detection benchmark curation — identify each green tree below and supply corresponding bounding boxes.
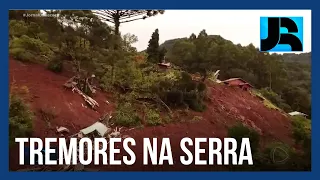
[122,33,138,52]
[93,10,165,83]
[147,29,160,63]
[164,30,310,115]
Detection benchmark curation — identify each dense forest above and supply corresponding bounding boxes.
[159,33,311,116]
[8,10,311,171]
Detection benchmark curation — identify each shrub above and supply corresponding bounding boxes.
[185,81,197,91]
[114,60,143,91]
[159,80,173,91]
[146,109,162,126]
[180,71,192,83]
[9,94,33,146]
[183,91,206,112]
[114,102,141,127]
[291,116,311,144]
[197,82,206,92]
[228,123,260,154]
[27,22,41,38]
[156,71,207,112]
[259,88,291,111]
[47,55,63,73]
[254,142,310,171]
[9,20,28,38]
[165,90,184,106]
[9,48,35,62]
[10,35,53,60]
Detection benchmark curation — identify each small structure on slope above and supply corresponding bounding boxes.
[288,111,308,118]
[158,56,171,69]
[222,78,253,91]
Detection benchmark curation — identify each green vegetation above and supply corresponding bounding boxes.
[162,32,311,116]
[8,10,311,170]
[228,123,260,154]
[227,123,311,171]
[47,54,63,73]
[9,93,33,146]
[113,102,141,127]
[252,90,281,111]
[291,116,311,146]
[146,109,162,126]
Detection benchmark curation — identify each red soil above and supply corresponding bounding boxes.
[8,58,293,171]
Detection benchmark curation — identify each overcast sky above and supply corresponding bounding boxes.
[119,10,311,52]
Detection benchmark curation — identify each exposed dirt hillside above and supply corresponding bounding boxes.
[9,58,294,171]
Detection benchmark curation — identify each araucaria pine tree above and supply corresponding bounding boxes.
[147,29,161,63]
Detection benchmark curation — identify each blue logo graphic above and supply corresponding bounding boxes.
[260,17,303,52]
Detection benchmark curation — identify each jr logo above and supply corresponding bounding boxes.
[260,17,303,52]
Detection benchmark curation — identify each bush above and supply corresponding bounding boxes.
[9,20,28,38]
[154,71,207,112]
[259,88,291,111]
[114,102,141,127]
[146,109,162,126]
[9,48,35,62]
[183,91,206,112]
[197,82,206,92]
[10,35,54,60]
[9,94,33,146]
[254,142,310,171]
[180,71,192,82]
[228,123,260,154]
[165,90,184,106]
[114,60,143,90]
[47,55,63,73]
[291,116,311,144]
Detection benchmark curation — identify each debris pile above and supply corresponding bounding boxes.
[17,113,131,172]
[63,75,99,109]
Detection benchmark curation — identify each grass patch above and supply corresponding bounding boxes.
[263,99,280,110]
[252,90,280,110]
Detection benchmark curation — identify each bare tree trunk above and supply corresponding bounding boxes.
[111,11,121,85]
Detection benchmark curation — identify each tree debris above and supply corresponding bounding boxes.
[56,126,70,134]
[63,76,100,109]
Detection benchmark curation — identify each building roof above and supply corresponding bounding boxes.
[222,78,254,88]
[222,78,242,82]
[158,62,171,67]
[288,111,308,117]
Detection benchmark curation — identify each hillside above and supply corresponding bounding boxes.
[9,58,293,171]
[8,10,311,171]
[160,34,311,116]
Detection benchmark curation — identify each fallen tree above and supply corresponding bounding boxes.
[63,76,99,109]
